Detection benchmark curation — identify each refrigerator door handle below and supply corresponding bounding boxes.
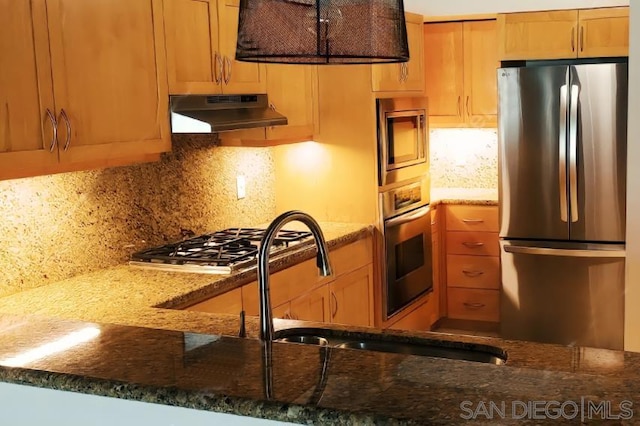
[569,84,580,223]
[559,84,569,223]
[503,245,625,258]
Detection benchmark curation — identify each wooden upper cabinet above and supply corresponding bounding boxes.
[219,0,266,94]
[498,8,629,60]
[578,8,629,58]
[371,12,425,93]
[0,0,57,180]
[424,22,464,125]
[164,0,221,94]
[463,20,498,125]
[0,0,169,181]
[48,0,170,166]
[425,20,497,128]
[164,0,266,94]
[498,10,578,60]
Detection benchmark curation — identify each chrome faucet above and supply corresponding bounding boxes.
[258,211,332,342]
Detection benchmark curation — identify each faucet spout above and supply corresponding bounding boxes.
[258,211,332,342]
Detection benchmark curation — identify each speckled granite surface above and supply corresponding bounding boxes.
[430,129,498,190]
[431,188,499,206]
[0,312,637,425]
[0,135,275,298]
[0,222,372,335]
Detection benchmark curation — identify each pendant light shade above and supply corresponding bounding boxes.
[236,0,410,64]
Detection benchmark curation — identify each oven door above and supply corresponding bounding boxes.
[384,205,433,318]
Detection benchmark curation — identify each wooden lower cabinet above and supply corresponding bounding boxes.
[185,287,243,315]
[329,265,373,327]
[185,236,374,327]
[290,285,331,323]
[447,288,499,322]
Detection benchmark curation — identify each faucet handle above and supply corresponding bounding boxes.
[239,310,246,338]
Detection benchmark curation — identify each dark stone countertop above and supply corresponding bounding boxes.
[0,312,638,425]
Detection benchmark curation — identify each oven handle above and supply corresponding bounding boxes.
[385,205,431,228]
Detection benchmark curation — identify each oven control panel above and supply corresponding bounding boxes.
[381,177,430,220]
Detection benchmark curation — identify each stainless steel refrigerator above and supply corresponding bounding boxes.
[498,62,627,350]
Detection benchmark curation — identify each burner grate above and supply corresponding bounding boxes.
[130,227,312,270]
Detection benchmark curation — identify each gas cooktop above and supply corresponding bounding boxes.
[129,227,312,274]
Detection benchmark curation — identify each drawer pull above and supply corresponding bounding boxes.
[462,218,485,224]
[462,242,485,248]
[463,302,485,309]
[462,270,484,277]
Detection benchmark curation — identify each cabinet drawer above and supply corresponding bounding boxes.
[446,232,499,256]
[447,255,500,289]
[446,205,499,232]
[447,288,499,322]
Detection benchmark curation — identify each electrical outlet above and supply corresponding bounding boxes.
[236,175,246,199]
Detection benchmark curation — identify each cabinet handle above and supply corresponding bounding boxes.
[462,270,484,278]
[45,108,58,153]
[331,292,338,318]
[214,52,223,84]
[404,62,409,82]
[465,96,470,117]
[463,302,485,309]
[571,29,575,52]
[59,109,71,151]
[457,96,461,117]
[580,26,584,52]
[462,242,485,248]
[223,56,232,85]
[462,218,484,224]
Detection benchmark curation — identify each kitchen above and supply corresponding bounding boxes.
[0,0,639,423]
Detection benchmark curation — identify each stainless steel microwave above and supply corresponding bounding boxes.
[377,97,429,187]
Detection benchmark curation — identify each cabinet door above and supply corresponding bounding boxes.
[164,0,221,94]
[290,285,330,323]
[402,19,426,92]
[329,265,372,327]
[46,0,170,167]
[264,65,316,141]
[219,0,266,94]
[498,11,578,60]
[463,20,498,127]
[0,0,57,180]
[186,288,243,314]
[578,8,629,58]
[424,22,464,126]
[371,13,424,93]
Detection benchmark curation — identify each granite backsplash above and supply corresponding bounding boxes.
[0,135,276,297]
[430,128,498,190]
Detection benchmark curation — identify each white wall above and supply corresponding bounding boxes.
[625,4,640,352]
[404,0,628,16]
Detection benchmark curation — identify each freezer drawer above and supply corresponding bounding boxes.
[500,240,624,350]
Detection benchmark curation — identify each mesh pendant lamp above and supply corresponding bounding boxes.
[236,0,409,64]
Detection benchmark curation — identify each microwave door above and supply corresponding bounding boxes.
[386,111,425,170]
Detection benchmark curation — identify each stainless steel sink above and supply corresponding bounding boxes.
[274,328,507,365]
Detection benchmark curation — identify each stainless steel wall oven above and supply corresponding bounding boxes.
[380,178,432,320]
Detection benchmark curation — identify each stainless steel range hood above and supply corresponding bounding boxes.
[170,94,287,133]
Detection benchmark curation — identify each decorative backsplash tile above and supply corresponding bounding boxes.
[0,135,275,297]
[430,128,498,190]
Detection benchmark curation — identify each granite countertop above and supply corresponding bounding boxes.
[0,312,637,425]
[1,216,638,424]
[0,222,372,335]
[431,187,499,206]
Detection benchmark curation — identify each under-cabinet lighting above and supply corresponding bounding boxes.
[0,326,101,368]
